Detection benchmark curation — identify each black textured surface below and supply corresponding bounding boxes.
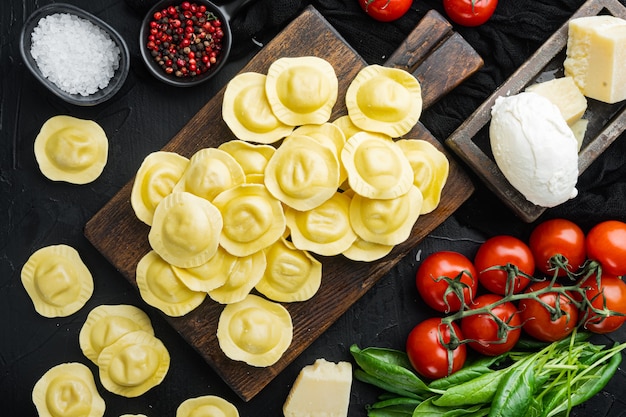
[2,0,626,416]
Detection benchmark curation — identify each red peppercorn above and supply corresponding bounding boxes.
[181,1,190,10]
[153,11,162,20]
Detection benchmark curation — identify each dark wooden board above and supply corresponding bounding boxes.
[445,0,626,223]
[85,6,480,401]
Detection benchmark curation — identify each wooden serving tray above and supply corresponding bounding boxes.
[85,6,481,401]
[445,0,626,223]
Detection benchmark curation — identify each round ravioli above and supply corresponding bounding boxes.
[265,56,338,126]
[34,115,108,184]
[294,123,348,184]
[342,236,394,262]
[346,65,422,137]
[170,246,233,292]
[177,395,239,417]
[222,72,294,144]
[350,186,423,246]
[173,148,245,202]
[212,183,286,257]
[341,132,414,200]
[136,251,207,317]
[255,238,322,302]
[149,191,222,268]
[217,294,293,367]
[21,244,93,318]
[396,139,449,214]
[207,250,267,304]
[286,191,357,256]
[218,140,276,184]
[265,135,340,211]
[131,151,189,226]
[332,114,364,141]
[32,362,105,417]
[97,330,170,398]
[79,304,154,364]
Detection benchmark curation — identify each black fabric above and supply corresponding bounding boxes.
[229,0,626,237]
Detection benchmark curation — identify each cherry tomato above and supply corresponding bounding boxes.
[474,235,534,295]
[443,0,498,27]
[586,220,626,276]
[580,274,626,334]
[358,0,412,22]
[461,294,521,356]
[416,251,478,313]
[406,317,466,379]
[529,218,586,277]
[519,281,578,342]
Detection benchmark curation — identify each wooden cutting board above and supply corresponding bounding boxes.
[85,6,481,401]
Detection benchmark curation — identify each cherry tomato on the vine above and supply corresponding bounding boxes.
[579,274,626,334]
[519,281,578,342]
[416,251,478,313]
[585,220,626,276]
[406,317,466,379]
[461,294,521,356]
[474,235,534,295]
[358,0,412,22]
[529,218,586,277]
[443,0,498,27]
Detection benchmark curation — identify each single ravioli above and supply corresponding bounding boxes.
[131,151,189,226]
[218,139,276,184]
[79,304,154,365]
[32,362,105,417]
[293,123,348,184]
[222,72,294,144]
[21,244,94,318]
[212,183,286,257]
[170,246,232,292]
[265,134,340,211]
[332,114,364,141]
[350,185,423,246]
[217,294,293,367]
[177,395,239,417]
[342,236,394,262]
[34,115,108,184]
[341,132,414,200]
[136,251,207,317]
[265,56,338,126]
[173,148,245,202]
[346,65,422,137]
[286,191,357,256]
[149,191,222,268]
[396,139,449,214]
[255,237,322,302]
[97,330,170,398]
[207,249,267,304]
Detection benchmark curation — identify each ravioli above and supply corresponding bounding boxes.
[34,115,109,185]
[177,395,239,417]
[396,139,449,214]
[207,250,267,304]
[346,65,422,137]
[332,114,364,141]
[350,185,424,245]
[217,294,293,367]
[131,151,189,226]
[149,191,222,268]
[170,246,233,292]
[136,251,207,317]
[341,132,414,200]
[255,238,322,302]
[21,244,93,318]
[79,304,154,364]
[265,56,338,126]
[212,183,286,257]
[97,330,170,398]
[173,148,245,202]
[286,191,357,256]
[222,72,294,143]
[218,140,276,184]
[293,123,348,184]
[32,362,105,417]
[342,236,394,262]
[265,134,340,211]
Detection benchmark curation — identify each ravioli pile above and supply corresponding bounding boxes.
[130,56,450,367]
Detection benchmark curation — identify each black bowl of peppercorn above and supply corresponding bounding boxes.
[140,0,234,87]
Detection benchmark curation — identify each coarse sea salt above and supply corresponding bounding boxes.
[30,13,121,97]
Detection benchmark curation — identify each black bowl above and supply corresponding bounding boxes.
[19,3,130,106]
[139,0,233,87]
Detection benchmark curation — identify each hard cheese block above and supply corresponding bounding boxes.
[564,15,626,103]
